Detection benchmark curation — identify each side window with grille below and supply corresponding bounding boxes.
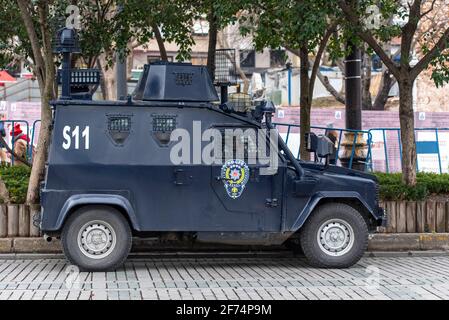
[151,114,177,146]
[106,114,132,146]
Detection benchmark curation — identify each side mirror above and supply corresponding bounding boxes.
[305,132,334,159]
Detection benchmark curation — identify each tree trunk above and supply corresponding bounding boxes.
[26,90,53,203]
[206,7,218,80]
[299,46,311,161]
[361,50,372,110]
[237,67,250,93]
[372,70,395,110]
[97,59,108,100]
[398,79,417,186]
[126,43,134,79]
[152,23,168,61]
[19,0,55,204]
[97,54,116,100]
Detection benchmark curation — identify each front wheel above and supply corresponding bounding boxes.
[61,205,132,271]
[299,203,368,268]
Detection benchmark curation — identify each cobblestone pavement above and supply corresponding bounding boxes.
[1,253,449,300]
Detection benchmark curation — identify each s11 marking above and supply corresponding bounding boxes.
[63,125,90,150]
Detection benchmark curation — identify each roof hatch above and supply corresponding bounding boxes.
[132,62,219,102]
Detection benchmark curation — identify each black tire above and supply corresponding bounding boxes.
[61,205,132,272]
[299,203,368,268]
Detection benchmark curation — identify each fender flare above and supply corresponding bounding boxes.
[55,194,140,231]
[290,191,375,232]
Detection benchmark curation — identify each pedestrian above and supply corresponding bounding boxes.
[325,130,339,165]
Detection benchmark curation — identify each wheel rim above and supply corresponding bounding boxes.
[77,220,116,259]
[317,218,354,257]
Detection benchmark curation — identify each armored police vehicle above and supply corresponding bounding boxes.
[40,48,385,271]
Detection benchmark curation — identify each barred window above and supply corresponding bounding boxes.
[151,114,177,146]
[108,116,131,132]
[152,115,177,132]
[107,115,132,146]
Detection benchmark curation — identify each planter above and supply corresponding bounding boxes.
[0,204,41,238]
[379,200,449,233]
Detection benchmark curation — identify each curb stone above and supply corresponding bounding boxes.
[368,233,449,251]
[0,238,12,253]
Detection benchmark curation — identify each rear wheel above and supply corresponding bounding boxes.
[61,205,132,271]
[299,203,368,268]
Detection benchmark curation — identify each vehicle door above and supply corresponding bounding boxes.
[209,124,285,231]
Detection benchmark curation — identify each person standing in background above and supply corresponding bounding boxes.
[325,130,339,165]
[10,123,30,166]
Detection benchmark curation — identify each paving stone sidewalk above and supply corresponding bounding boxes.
[1,254,449,300]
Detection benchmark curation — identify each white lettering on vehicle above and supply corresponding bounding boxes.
[62,125,90,150]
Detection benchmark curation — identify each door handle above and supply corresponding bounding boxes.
[174,168,192,186]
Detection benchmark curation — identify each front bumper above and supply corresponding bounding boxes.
[377,206,387,227]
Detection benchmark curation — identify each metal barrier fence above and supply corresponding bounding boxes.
[0,120,30,165]
[1,118,447,174]
[275,123,449,174]
[30,120,41,160]
[0,119,42,165]
[368,127,449,174]
[273,123,374,171]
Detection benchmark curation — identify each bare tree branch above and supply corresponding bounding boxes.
[151,22,168,61]
[400,0,422,65]
[411,26,449,79]
[309,22,337,96]
[420,0,437,18]
[316,70,346,105]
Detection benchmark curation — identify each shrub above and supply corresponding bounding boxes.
[0,165,31,204]
[374,172,449,201]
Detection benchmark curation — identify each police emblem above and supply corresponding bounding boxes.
[220,159,250,199]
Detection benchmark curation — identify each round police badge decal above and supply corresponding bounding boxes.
[220,159,250,199]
